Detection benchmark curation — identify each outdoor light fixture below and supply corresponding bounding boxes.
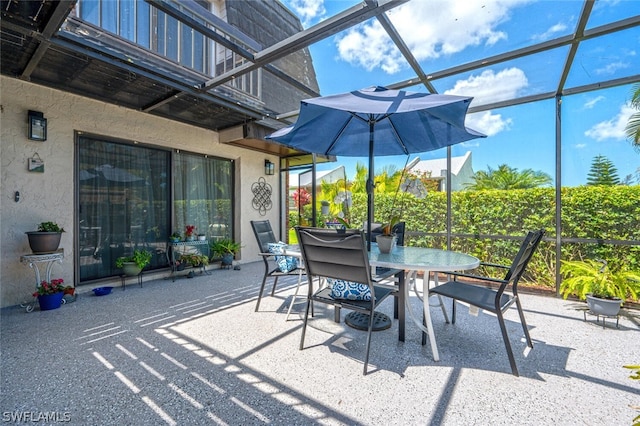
[28,110,47,141]
[264,159,275,175]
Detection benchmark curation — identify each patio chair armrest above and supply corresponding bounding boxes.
[258,251,275,257]
[480,262,510,270]
[434,271,508,285]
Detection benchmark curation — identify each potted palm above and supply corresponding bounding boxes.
[211,239,241,266]
[26,221,65,253]
[116,249,152,276]
[560,259,640,317]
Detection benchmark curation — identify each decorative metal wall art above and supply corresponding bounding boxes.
[251,177,272,216]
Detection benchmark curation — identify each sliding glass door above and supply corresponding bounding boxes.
[77,134,234,283]
[173,151,233,242]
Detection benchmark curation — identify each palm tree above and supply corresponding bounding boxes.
[350,162,403,195]
[625,83,640,150]
[465,164,553,190]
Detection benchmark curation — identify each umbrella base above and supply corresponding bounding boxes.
[345,311,391,331]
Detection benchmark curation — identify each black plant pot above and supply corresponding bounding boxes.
[221,253,234,265]
[26,232,62,253]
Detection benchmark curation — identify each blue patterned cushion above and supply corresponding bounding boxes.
[327,278,371,301]
[268,242,298,273]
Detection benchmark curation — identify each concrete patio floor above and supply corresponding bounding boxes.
[1,261,639,425]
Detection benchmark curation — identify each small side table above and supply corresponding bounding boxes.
[20,249,64,312]
[120,272,143,290]
[166,239,210,281]
[581,307,620,328]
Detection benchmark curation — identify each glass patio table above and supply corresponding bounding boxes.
[283,243,479,361]
[368,245,479,361]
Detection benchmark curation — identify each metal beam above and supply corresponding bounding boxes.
[561,74,640,96]
[375,11,437,94]
[466,73,640,114]
[20,0,77,79]
[468,92,557,114]
[556,0,594,94]
[202,0,409,89]
[146,0,320,98]
[52,34,267,121]
[156,0,262,51]
[389,14,640,91]
[148,0,257,60]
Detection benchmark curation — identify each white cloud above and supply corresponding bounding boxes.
[335,0,528,73]
[287,0,326,28]
[574,143,587,149]
[532,22,569,41]
[337,21,400,73]
[584,104,634,141]
[583,96,605,109]
[444,67,529,105]
[466,111,513,137]
[594,61,630,75]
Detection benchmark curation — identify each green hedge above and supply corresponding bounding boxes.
[344,185,640,289]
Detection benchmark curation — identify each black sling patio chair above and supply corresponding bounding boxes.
[251,220,305,315]
[295,226,395,375]
[428,229,545,376]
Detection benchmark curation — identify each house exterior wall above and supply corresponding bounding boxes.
[226,0,319,112]
[451,154,475,191]
[0,76,279,308]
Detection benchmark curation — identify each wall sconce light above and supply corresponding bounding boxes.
[28,110,47,141]
[264,159,275,176]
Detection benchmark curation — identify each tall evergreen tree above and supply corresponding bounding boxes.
[586,155,620,186]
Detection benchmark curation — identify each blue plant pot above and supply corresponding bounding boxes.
[221,253,234,265]
[37,292,64,311]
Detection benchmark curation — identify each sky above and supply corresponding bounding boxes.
[281,0,640,187]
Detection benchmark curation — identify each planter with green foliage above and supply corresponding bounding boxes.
[116,249,152,276]
[26,221,66,253]
[211,239,241,265]
[179,253,209,268]
[560,259,640,316]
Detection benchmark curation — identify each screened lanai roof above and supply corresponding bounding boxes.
[1,0,638,159]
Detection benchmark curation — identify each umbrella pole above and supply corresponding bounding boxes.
[367,119,374,251]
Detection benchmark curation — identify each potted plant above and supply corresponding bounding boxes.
[320,200,330,216]
[560,259,640,317]
[115,249,152,276]
[25,221,65,253]
[178,253,209,267]
[32,278,66,311]
[185,225,196,241]
[169,232,182,243]
[376,215,400,253]
[211,239,241,266]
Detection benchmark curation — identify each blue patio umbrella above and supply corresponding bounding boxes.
[267,86,485,248]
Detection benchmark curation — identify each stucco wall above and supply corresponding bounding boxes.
[0,76,280,307]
